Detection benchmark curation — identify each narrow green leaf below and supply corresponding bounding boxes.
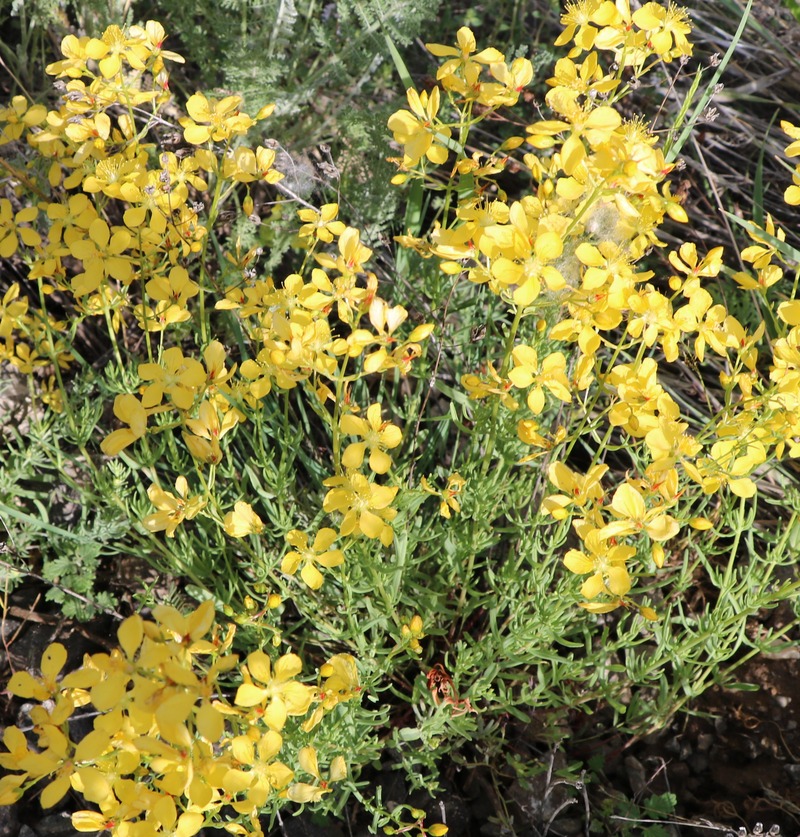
[0,501,86,541]
[724,212,800,263]
[384,34,414,92]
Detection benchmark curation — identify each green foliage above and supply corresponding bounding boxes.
[140,0,441,129]
[596,790,678,835]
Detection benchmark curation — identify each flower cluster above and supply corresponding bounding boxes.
[0,20,434,592]
[389,8,800,613]
[0,602,359,835]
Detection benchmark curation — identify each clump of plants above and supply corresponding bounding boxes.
[0,601,360,832]
[1,3,800,834]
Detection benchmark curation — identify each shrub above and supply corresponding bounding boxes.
[1,4,800,833]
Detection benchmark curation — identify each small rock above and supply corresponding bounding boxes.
[696,733,714,753]
[784,763,800,782]
[665,736,692,760]
[688,752,709,774]
[32,813,75,837]
[624,755,647,796]
[0,806,20,837]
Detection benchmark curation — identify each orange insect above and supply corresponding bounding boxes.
[425,663,475,716]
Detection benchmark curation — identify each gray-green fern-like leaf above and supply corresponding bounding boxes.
[267,0,298,59]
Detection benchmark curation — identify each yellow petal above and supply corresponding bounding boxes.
[72,812,109,832]
[274,653,303,681]
[71,767,112,806]
[234,683,269,707]
[117,615,143,659]
[41,643,67,680]
[195,703,225,744]
[286,782,323,803]
[777,300,800,326]
[74,730,111,763]
[40,775,71,808]
[611,483,645,522]
[534,231,563,261]
[329,756,347,782]
[300,562,324,590]
[298,746,320,779]
[8,671,48,700]
[563,550,593,575]
[645,514,679,542]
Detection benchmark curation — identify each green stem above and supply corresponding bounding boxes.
[196,151,229,345]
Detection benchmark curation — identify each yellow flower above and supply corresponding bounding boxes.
[0,282,29,340]
[281,528,344,590]
[490,228,566,307]
[740,214,786,270]
[222,145,284,184]
[341,403,403,474]
[302,654,361,732]
[100,394,148,456]
[8,642,68,701]
[487,57,534,107]
[461,363,518,410]
[139,346,206,411]
[554,0,620,52]
[203,339,237,390]
[606,358,668,438]
[68,218,133,296]
[0,198,41,258]
[527,93,622,177]
[234,651,315,730]
[183,400,239,464]
[316,225,373,276]
[631,2,693,61]
[45,33,108,79]
[541,461,607,520]
[0,95,47,145]
[388,87,452,168]
[684,438,765,499]
[782,121,800,204]
[420,473,466,518]
[227,730,293,810]
[668,242,723,280]
[297,203,346,243]
[508,346,572,413]
[143,476,206,537]
[286,747,346,803]
[626,288,680,362]
[223,501,264,538]
[127,20,185,73]
[425,27,505,101]
[599,483,679,543]
[563,525,635,598]
[400,615,426,654]
[322,472,398,544]
[180,92,255,144]
[426,26,504,76]
[318,654,360,707]
[145,265,199,309]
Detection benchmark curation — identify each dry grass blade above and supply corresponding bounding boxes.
[672,0,800,250]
